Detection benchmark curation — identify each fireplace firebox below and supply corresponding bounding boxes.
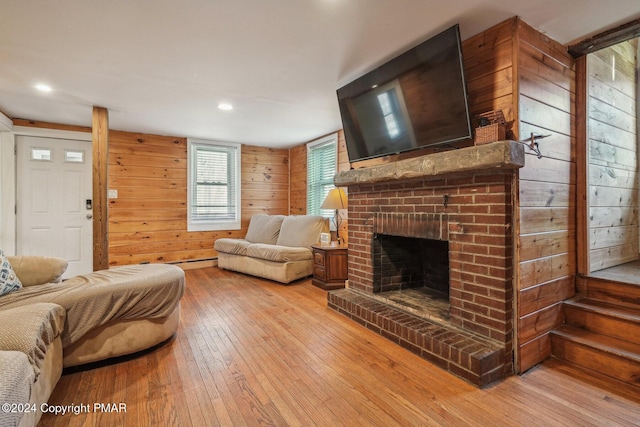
[374,234,449,296]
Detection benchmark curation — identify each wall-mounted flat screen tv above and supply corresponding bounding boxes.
[337,24,472,163]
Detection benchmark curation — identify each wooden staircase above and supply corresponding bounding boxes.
[550,277,640,387]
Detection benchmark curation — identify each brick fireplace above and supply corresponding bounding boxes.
[327,141,524,387]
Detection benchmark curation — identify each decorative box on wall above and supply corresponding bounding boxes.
[474,110,506,145]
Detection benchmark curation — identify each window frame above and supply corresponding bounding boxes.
[187,138,241,232]
[307,133,338,221]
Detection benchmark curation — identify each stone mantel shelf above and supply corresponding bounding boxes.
[334,140,525,187]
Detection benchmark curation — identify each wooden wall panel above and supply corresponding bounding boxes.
[289,144,307,215]
[518,303,564,343]
[515,19,577,373]
[519,276,574,316]
[519,230,574,262]
[107,131,290,266]
[242,146,290,219]
[586,41,639,272]
[461,18,515,138]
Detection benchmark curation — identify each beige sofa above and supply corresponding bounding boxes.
[214,214,329,283]
[0,254,184,427]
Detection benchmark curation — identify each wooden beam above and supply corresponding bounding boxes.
[12,118,92,133]
[568,18,640,57]
[334,140,525,187]
[92,106,109,271]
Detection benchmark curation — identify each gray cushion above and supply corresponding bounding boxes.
[276,215,327,249]
[214,238,252,256]
[246,244,312,262]
[245,214,286,244]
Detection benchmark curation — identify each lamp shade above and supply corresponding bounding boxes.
[320,188,348,210]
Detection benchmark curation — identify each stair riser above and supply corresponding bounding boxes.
[586,280,640,307]
[550,334,640,387]
[563,306,640,343]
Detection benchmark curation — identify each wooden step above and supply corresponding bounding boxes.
[583,276,640,307]
[550,325,640,387]
[563,298,640,344]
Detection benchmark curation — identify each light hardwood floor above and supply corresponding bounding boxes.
[40,267,640,426]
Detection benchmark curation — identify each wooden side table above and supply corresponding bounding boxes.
[311,244,347,290]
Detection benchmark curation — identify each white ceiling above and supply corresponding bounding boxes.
[1,0,639,148]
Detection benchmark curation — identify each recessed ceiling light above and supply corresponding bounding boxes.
[35,83,52,92]
[217,103,233,111]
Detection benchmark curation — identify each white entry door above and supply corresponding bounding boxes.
[16,135,93,278]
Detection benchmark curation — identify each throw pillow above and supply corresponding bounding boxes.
[276,215,328,249]
[245,214,285,244]
[0,250,22,296]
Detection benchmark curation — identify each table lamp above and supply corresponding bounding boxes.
[320,187,348,245]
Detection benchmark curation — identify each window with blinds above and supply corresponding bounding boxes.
[187,139,241,231]
[307,134,337,218]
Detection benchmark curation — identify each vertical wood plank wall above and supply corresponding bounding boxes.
[515,20,577,372]
[107,131,290,266]
[586,41,639,272]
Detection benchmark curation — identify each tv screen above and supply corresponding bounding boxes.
[337,24,472,163]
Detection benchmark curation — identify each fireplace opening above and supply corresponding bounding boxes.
[372,234,450,322]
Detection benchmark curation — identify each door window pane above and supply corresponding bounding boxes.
[30,147,52,161]
[64,150,85,163]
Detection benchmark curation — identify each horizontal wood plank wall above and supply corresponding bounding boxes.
[337,130,350,175]
[587,41,638,272]
[242,145,290,219]
[515,20,577,372]
[462,18,518,140]
[108,131,290,266]
[289,144,307,215]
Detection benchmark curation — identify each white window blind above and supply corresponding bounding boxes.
[187,139,241,231]
[307,134,337,217]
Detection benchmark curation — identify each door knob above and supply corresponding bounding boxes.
[86,213,93,219]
